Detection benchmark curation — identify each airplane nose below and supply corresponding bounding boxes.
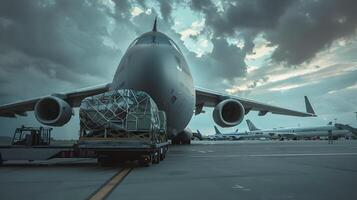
[126,49,168,99]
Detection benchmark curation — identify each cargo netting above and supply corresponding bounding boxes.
[79,89,161,139]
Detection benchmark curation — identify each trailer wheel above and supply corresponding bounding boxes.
[160,149,166,161]
[139,154,152,167]
[153,151,160,164]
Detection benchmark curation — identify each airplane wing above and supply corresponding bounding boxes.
[0,83,111,118]
[195,86,316,117]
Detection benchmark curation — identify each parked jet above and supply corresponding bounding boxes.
[212,126,242,140]
[0,18,316,144]
[246,119,356,140]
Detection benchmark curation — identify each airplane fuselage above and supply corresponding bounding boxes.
[111,31,195,139]
[250,125,351,138]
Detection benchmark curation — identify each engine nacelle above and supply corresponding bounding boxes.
[34,96,73,126]
[213,99,245,127]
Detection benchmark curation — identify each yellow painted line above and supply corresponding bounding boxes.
[89,168,132,200]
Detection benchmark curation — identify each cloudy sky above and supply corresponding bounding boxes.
[0,0,356,138]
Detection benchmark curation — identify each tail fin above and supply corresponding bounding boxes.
[327,121,333,125]
[193,130,203,140]
[335,124,357,136]
[214,126,222,135]
[235,129,239,133]
[246,119,260,131]
[304,96,315,115]
[152,16,157,32]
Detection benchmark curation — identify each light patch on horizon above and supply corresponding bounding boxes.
[179,20,205,40]
[171,6,212,56]
[268,81,319,92]
[99,0,115,14]
[328,82,357,94]
[245,35,276,67]
[179,20,213,56]
[225,39,357,96]
[247,65,259,73]
[131,6,143,17]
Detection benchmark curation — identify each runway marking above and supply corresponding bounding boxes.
[232,184,251,191]
[187,152,357,158]
[89,168,132,200]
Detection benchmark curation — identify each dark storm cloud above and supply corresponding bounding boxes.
[190,0,357,66]
[267,0,357,65]
[159,0,173,22]
[186,38,247,89]
[0,0,120,83]
[209,38,246,78]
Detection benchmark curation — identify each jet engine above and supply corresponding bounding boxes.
[34,96,73,126]
[213,99,245,127]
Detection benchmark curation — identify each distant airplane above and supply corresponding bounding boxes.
[246,119,356,140]
[212,126,242,140]
[192,130,203,140]
[0,18,316,145]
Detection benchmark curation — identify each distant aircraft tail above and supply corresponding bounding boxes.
[214,126,222,135]
[327,121,333,125]
[246,119,260,131]
[304,96,315,115]
[335,124,357,136]
[193,130,203,140]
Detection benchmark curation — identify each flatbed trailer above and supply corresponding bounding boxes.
[1,89,170,166]
[0,140,169,166]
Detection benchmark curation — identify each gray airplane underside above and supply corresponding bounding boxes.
[0,18,316,144]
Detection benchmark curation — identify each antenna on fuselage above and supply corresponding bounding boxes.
[152,16,157,32]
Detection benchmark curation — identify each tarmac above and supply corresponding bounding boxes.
[1,140,357,200]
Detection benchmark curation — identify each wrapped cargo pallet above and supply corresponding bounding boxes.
[79,89,165,143]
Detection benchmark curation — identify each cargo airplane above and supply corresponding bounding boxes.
[0,18,316,144]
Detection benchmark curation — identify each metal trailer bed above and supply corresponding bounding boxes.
[0,141,169,166]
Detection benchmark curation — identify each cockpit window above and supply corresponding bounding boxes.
[130,34,182,54]
[136,35,172,45]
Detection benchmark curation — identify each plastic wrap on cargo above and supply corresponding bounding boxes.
[79,89,161,133]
